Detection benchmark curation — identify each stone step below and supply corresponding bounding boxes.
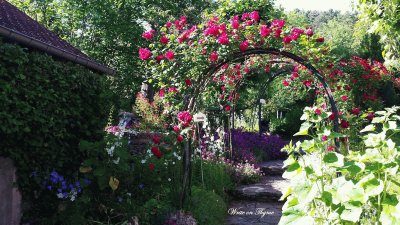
[225,201,283,225]
[258,160,285,176]
[230,176,288,202]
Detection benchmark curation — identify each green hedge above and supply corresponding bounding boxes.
[0,40,111,221]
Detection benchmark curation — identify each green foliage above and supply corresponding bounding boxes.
[280,106,400,225]
[212,0,281,19]
[357,0,400,71]
[192,160,234,199]
[269,107,303,136]
[318,13,359,59]
[190,186,227,225]
[9,0,214,111]
[0,39,111,223]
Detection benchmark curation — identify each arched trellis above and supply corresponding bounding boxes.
[180,47,340,206]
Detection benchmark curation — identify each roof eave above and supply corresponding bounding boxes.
[0,25,116,75]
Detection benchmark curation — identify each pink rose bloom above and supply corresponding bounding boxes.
[303,80,312,87]
[139,48,151,60]
[160,35,169,44]
[218,33,229,45]
[260,25,272,37]
[239,40,249,52]
[283,36,292,44]
[177,111,192,123]
[231,19,240,29]
[272,19,285,28]
[168,86,178,93]
[142,30,155,40]
[250,11,260,21]
[210,51,218,62]
[274,29,282,38]
[341,96,348,101]
[159,88,165,97]
[165,51,175,60]
[305,28,314,36]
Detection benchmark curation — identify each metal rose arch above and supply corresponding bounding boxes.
[179,47,340,206]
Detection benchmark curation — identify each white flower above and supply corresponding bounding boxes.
[141,159,146,164]
[107,146,115,156]
[57,193,64,199]
[113,157,120,164]
[168,178,171,182]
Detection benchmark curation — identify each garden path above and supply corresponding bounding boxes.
[225,160,287,225]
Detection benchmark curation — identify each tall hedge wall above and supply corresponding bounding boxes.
[0,39,111,220]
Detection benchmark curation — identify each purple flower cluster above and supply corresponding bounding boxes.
[231,129,286,161]
[43,170,82,200]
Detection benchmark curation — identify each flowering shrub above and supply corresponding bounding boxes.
[231,129,286,161]
[279,106,400,225]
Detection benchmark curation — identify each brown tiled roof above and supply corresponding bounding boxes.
[0,0,115,74]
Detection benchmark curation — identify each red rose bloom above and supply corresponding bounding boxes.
[315,108,322,115]
[327,146,335,152]
[173,126,180,133]
[351,108,360,115]
[166,21,172,27]
[321,135,328,141]
[340,120,350,129]
[185,79,192,86]
[224,105,231,111]
[149,163,155,171]
[139,48,151,60]
[165,51,175,60]
[265,65,270,73]
[152,135,161,144]
[151,146,162,159]
[156,54,164,63]
[303,80,312,87]
[367,112,375,121]
[328,112,335,121]
[316,37,324,42]
[341,96,348,101]
[282,80,289,86]
[177,135,184,143]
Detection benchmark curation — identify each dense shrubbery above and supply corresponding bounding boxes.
[0,40,111,223]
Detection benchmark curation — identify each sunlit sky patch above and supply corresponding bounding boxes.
[275,0,355,12]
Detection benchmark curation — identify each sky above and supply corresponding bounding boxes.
[275,0,355,12]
